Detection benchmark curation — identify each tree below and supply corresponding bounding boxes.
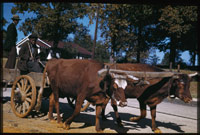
[97,4,161,63]
[73,27,93,52]
[94,40,109,62]
[158,5,198,67]
[161,52,170,66]
[11,3,88,56]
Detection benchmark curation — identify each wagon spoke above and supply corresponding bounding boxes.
[25,101,30,110]
[20,79,24,91]
[15,103,20,109]
[17,82,22,91]
[19,104,23,114]
[26,97,32,103]
[25,85,31,93]
[23,102,26,114]
[26,92,32,97]
[24,79,28,92]
[15,103,20,112]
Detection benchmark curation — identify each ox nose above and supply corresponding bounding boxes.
[118,101,127,107]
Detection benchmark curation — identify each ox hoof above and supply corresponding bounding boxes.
[129,117,139,122]
[57,122,63,128]
[153,128,162,133]
[63,124,70,130]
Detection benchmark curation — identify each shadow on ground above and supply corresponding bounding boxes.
[3,97,185,133]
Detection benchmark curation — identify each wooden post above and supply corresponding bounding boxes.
[177,64,180,72]
[170,62,172,72]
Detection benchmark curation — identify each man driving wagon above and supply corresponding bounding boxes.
[17,33,44,75]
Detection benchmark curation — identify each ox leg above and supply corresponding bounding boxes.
[150,105,161,133]
[63,95,85,130]
[101,97,110,121]
[48,93,56,122]
[53,90,63,128]
[111,99,123,127]
[130,101,146,122]
[96,104,103,132]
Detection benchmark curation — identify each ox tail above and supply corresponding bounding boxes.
[35,63,49,111]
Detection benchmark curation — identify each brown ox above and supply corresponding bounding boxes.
[101,63,195,133]
[42,59,127,132]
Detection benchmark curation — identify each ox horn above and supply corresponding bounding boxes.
[188,72,198,77]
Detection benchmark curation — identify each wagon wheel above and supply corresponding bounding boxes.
[11,75,36,118]
[67,97,91,112]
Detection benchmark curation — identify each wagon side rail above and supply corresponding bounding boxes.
[3,68,20,83]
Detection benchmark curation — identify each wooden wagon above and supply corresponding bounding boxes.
[3,68,49,118]
[3,67,89,118]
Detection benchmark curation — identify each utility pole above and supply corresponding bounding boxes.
[92,4,99,59]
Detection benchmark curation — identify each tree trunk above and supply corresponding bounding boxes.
[136,26,142,63]
[92,4,99,59]
[136,49,140,63]
[111,35,116,62]
[169,37,176,68]
[192,52,196,66]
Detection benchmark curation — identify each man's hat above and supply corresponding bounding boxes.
[11,14,21,20]
[28,33,38,39]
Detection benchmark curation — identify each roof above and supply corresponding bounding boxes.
[17,37,92,56]
[43,40,92,56]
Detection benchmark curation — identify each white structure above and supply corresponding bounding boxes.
[16,35,92,60]
[16,34,53,59]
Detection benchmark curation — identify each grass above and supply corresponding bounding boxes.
[2,57,198,98]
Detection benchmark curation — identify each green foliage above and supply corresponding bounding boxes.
[60,45,77,59]
[94,40,109,62]
[158,5,198,66]
[8,3,198,65]
[12,3,88,46]
[73,28,93,52]
[96,4,160,63]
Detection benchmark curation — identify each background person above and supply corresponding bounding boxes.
[4,14,21,69]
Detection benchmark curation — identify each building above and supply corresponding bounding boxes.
[16,35,92,59]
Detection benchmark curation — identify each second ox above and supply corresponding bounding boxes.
[38,59,127,132]
[99,63,196,133]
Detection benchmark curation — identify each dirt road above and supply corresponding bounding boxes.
[2,88,197,133]
[2,98,117,133]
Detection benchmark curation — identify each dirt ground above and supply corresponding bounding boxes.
[2,98,117,133]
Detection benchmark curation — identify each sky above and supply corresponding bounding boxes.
[3,3,196,65]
